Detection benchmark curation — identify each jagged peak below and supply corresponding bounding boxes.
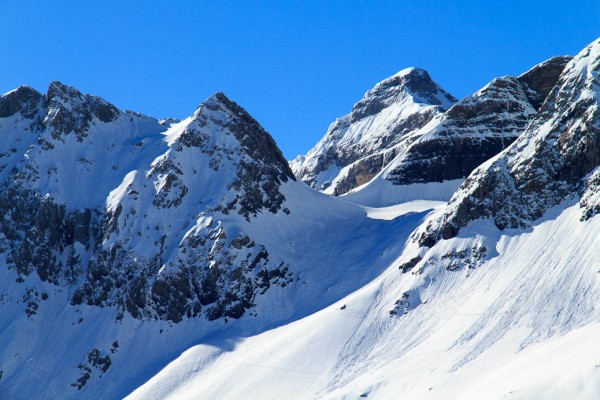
[352,68,457,122]
[419,38,600,246]
[374,67,455,104]
[193,91,246,119]
[2,85,42,99]
[380,67,431,83]
[46,80,84,103]
[0,85,43,118]
[177,92,296,181]
[46,81,119,112]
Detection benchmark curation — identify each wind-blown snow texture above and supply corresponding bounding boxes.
[3,37,600,400]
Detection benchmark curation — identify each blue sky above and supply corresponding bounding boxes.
[0,1,598,158]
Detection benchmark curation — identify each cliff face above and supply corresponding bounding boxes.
[290,67,457,194]
[416,41,599,246]
[0,82,421,399]
[0,85,300,323]
[73,92,298,322]
[384,56,572,186]
[3,37,600,400]
[293,57,571,206]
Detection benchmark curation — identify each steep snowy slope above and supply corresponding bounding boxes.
[128,38,600,400]
[128,204,600,400]
[344,56,571,207]
[290,68,457,194]
[0,86,432,399]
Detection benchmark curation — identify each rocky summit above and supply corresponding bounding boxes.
[3,36,600,400]
[0,81,420,399]
[418,41,599,246]
[383,55,573,186]
[290,67,457,194]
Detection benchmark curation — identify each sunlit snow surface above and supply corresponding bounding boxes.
[128,202,600,400]
[127,38,600,400]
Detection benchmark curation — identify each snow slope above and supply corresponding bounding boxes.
[2,35,599,400]
[128,202,600,400]
[0,86,434,399]
[128,37,600,400]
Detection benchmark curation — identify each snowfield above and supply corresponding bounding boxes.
[128,202,600,400]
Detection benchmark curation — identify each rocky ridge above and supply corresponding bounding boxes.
[383,56,572,186]
[290,67,457,194]
[0,82,422,399]
[413,39,600,248]
[73,92,298,322]
[0,84,300,323]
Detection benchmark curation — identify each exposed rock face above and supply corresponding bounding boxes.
[518,56,574,110]
[45,81,120,140]
[0,86,42,119]
[0,85,297,323]
[290,68,457,194]
[383,56,572,186]
[417,40,599,247]
[580,168,600,221]
[72,92,296,322]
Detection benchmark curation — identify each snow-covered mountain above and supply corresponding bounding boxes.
[290,67,457,195]
[3,35,600,400]
[342,55,571,207]
[0,83,431,399]
[128,37,600,400]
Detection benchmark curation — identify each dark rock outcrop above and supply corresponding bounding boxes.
[66,92,297,322]
[45,81,120,140]
[417,40,599,247]
[0,86,42,119]
[385,56,572,186]
[291,68,457,194]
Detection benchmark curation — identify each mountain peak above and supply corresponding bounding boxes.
[418,36,600,246]
[517,55,573,110]
[352,67,456,122]
[43,81,120,138]
[46,80,83,103]
[380,67,431,84]
[182,92,295,184]
[194,91,251,120]
[291,67,457,194]
[0,85,43,118]
[200,91,233,110]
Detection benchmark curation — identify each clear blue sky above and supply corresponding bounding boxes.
[0,1,598,159]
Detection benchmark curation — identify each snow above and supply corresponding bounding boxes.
[360,200,445,220]
[128,202,600,400]
[290,69,455,193]
[0,90,442,400]
[3,38,600,400]
[23,111,167,209]
[0,182,435,399]
[343,177,463,208]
